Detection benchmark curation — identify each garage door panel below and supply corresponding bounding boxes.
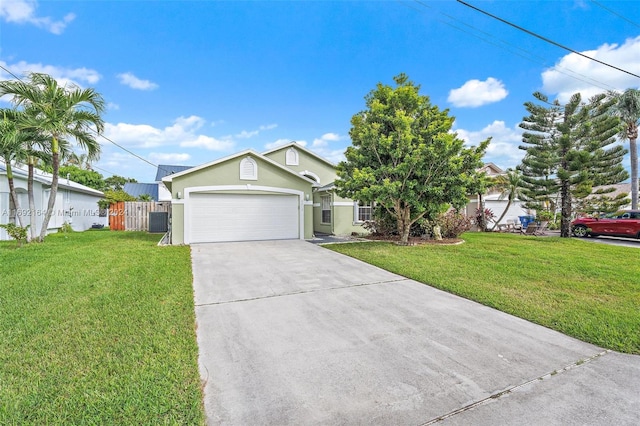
[189,193,299,243]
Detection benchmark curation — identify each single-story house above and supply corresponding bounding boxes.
[120,165,195,202]
[465,163,530,228]
[123,182,160,201]
[0,162,106,240]
[162,143,369,244]
[156,164,194,202]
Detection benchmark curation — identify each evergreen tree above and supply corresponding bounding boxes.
[518,92,627,237]
[336,74,488,245]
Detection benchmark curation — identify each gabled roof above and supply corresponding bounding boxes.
[123,182,159,201]
[316,182,336,192]
[478,162,504,176]
[1,161,104,197]
[262,141,337,167]
[161,149,319,186]
[154,164,194,181]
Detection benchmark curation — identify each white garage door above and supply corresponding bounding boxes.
[188,193,299,243]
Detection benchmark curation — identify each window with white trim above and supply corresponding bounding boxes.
[321,195,331,223]
[239,157,258,180]
[355,201,372,222]
[285,147,299,165]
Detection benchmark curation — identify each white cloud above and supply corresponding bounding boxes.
[235,123,278,139]
[312,132,342,148]
[264,139,306,150]
[180,135,234,151]
[117,72,158,91]
[0,0,75,34]
[542,36,640,103]
[0,60,101,86]
[448,77,508,107]
[455,120,523,169]
[148,152,191,163]
[103,115,234,151]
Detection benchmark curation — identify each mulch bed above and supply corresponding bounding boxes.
[362,234,464,246]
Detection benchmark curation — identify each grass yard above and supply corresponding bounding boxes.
[0,230,204,425]
[326,232,640,354]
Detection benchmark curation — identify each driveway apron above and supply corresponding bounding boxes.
[191,240,640,425]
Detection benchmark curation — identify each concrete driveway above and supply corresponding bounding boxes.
[191,240,640,425]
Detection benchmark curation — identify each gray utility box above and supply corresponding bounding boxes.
[149,212,169,233]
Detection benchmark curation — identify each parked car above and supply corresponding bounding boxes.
[571,210,640,238]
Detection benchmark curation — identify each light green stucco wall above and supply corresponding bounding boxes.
[171,202,184,244]
[264,146,337,185]
[312,190,367,236]
[168,154,314,244]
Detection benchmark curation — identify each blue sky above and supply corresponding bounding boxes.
[1,0,639,182]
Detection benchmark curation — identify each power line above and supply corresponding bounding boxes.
[456,0,640,80]
[1,62,165,176]
[589,0,640,29]
[405,0,617,93]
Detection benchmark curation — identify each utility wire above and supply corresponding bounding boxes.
[0,62,170,176]
[589,0,640,29]
[405,0,617,93]
[456,0,640,79]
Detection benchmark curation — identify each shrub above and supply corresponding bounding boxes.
[364,207,398,236]
[0,223,30,247]
[474,207,495,231]
[437,210,472,238]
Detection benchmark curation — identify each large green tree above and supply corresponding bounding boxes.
[0,73,105,242]
[335,74,489,245]
[608,88,640,209]
[58,165,106,191]
[519,92,627,237]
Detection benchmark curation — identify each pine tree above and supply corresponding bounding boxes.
[518,92,627,237]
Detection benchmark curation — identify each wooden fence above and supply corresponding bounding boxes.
[109,201,171,231]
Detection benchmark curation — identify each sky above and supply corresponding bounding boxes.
[1,0,639,183]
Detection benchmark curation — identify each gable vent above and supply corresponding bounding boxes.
[240,157,258,180]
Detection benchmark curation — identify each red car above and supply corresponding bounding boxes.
[571,210,640,238]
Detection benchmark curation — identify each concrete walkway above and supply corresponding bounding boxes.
[191,240,640,425]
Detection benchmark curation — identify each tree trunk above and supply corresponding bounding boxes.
[630,136,638,210]
[5,163,26,230]
[560,178,572,238]
[38,145,59,242]
[28,160,37,241]
[396,202,411,246]
[478,193,486,231]
[491,196,513,231]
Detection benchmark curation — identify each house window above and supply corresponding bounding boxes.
[321,195,331,223]
[285,147,299,166]
[355,202,372,222]
[239,157,258,180]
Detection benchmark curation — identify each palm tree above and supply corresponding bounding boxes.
[0,109,48,238]
[490,168,525,231]
[0,109,28,229]
[609,89,640,209]
[0,73,105,241]
[64,151,95,170]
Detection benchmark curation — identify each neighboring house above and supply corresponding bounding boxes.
[465,163,530,227]
[162,143,369,244]
[118,165,194,202]
[123,182,160,201]
[156,164,194,202]
[0,162,106,240]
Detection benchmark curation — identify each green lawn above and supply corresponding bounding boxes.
[326,232,640,354]
[0,230,204,425]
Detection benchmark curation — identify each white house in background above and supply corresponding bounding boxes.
[0,162,107,240]
[465,163,531,228]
